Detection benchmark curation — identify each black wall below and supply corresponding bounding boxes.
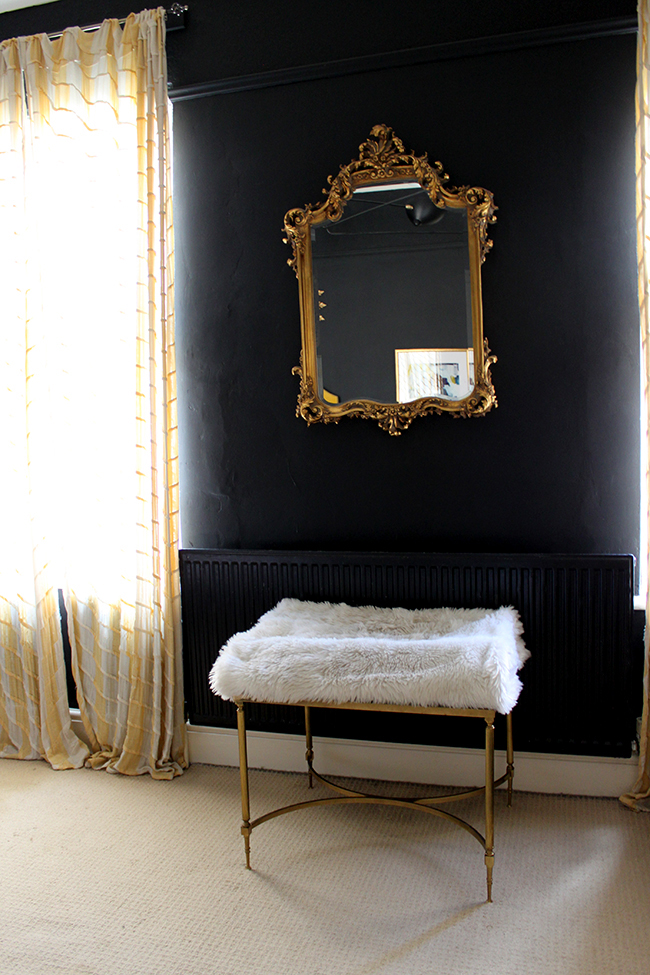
[175,3,641,570]
[0,0,640,567]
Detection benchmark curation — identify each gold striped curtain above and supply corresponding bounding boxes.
[622,0,650,812]
[0,9,186,778]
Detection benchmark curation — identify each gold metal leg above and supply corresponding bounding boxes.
[231,698,511,900]
[506,711,514,808]
[236,700,252,869]
[484,718,495,903]
[305,705,314,789]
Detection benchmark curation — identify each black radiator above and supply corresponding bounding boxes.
[180,550,636,757]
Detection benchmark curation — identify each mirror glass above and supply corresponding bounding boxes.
[311,183,474,405]
[283,125,497,434]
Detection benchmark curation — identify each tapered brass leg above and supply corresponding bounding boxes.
[506,711,514,808]
[305,706,314,789]
[236,700,252,869]
[485,718,495,903]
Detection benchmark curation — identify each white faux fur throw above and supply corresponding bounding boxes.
[209,599,529,715]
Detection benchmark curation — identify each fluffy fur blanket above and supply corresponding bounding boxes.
[209,599,529,714]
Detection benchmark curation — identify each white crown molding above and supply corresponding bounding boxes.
[0,0,57,13]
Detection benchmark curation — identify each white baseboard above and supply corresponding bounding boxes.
[186,723,639,798]
[69,709,638,797]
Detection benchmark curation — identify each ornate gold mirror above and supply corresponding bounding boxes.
[283,125,498,435]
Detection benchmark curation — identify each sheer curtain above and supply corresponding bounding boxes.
[622,0,650,812]
[0,8,186,778]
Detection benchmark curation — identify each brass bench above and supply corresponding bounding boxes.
[210,599,528,903]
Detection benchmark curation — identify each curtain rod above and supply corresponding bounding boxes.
[47,3,188,40]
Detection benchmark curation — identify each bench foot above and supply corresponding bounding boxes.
[485,852,494,903]
[241,824,252,869]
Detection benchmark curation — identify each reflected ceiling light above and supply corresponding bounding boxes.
[405,197,444,226]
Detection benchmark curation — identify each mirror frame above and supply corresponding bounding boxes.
[283,125,498,435]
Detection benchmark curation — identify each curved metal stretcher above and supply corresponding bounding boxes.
[234,697,514,903]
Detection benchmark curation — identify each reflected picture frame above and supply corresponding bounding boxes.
[395,348,474,403]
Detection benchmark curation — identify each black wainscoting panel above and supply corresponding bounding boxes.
[180,549,636,757]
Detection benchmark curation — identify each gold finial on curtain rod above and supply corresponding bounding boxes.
[47,4,188,40]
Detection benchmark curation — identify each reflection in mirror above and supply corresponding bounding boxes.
[284,126,497,434]
[312,184,474,404]
[395,347,474,403]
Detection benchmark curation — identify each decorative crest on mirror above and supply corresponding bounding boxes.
[283,125,498,435]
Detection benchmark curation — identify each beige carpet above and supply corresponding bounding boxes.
[1,758,649,975]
